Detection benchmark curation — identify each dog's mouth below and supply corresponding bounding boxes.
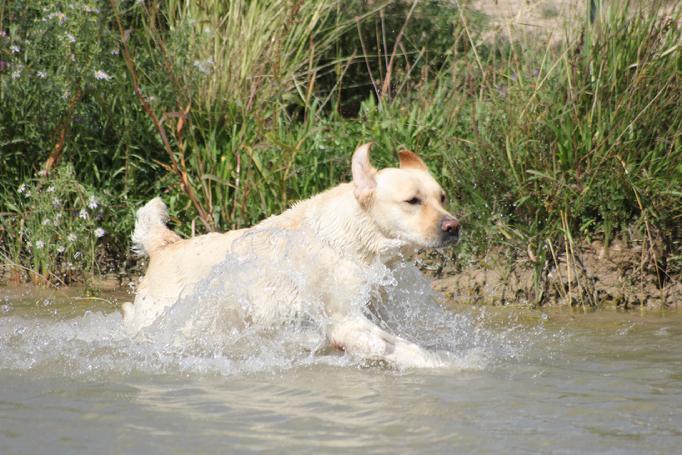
[435,229,461,248]
[395,229,461,250]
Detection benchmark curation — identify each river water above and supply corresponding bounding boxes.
[1,279,680,454]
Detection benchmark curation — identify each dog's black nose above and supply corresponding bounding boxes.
[441,217,460,237]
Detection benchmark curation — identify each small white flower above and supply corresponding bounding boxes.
[67,233,77,242]
[10,45,20,54]
[35,240,45,249]
[11,69,21,79]
[52,197,62,208]
[111,48,119,56]
[73,251,82,259]
[79,208,89,219]
[46,12,67,24]
[87,195,98,209]
[57,245,65,253]
[42,218,51,226]
[65,33,76,43]
[37,70,47,79]
[94,70,111,81]
[18,183,26,194]
[46,185,55,193]
[94,227,105,238]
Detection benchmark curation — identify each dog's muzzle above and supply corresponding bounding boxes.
[440,216,461,245]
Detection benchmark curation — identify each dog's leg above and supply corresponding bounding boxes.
[329,315,444,368]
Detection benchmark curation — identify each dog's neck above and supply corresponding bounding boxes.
[298,183,403,264]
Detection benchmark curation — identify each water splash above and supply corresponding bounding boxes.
[0,233,547,378]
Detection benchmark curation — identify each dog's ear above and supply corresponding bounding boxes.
[352,143,377,207]
[398,150,428,171]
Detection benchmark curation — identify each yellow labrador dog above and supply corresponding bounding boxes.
[123,143,460,368]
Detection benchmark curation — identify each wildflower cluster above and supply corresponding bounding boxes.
[1,0,122,181]
[2,0,115,84]
[7,165,112,284]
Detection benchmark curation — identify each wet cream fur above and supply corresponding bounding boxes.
[123,143,459,368]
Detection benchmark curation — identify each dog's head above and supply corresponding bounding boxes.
[352,143,460,248]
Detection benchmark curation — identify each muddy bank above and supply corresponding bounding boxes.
[422,240,680,309]
[3,239,679,310]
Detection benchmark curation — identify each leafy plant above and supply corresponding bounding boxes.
[1,165,113,284]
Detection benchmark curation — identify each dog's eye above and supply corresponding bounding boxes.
[406,197,421,205]
[441,193,446,204]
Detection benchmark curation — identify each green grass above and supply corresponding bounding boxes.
[1,0,680,289]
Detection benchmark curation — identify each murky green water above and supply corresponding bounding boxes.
[1,285,681,454]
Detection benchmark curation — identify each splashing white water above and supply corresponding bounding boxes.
[0,236,546,378]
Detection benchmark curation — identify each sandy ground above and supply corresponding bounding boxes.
[470,0,586,42]
[470,0,678,37]
[471,0,585,27]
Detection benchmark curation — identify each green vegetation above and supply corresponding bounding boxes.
[1,0,680,294]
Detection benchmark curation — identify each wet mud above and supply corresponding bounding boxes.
[422,240,680,309]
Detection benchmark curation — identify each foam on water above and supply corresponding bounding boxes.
[0,231,547,378]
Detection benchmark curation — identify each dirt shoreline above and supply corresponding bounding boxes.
[2,238,679,310]
[422,240,680,309]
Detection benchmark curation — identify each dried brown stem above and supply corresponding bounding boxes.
[355,16,380,100]
[44,86,82,174]
[380,0,419,103]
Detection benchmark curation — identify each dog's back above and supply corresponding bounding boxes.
[124,189,358,334]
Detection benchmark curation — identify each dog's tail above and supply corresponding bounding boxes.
[131,197,181,257]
